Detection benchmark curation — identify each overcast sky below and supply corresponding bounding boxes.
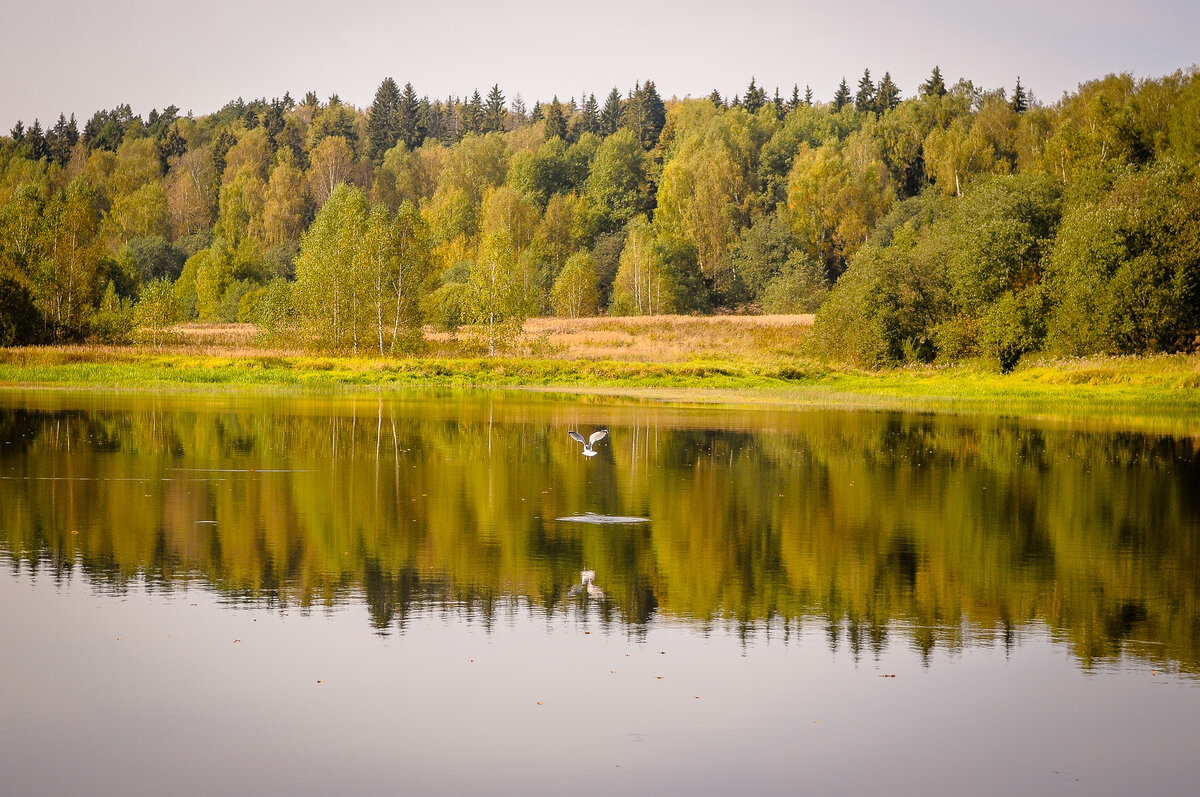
[2,0,1198,131]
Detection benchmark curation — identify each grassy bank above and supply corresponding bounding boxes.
[0,316,1197,423]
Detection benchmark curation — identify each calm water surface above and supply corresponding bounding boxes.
[1,389,1198,796]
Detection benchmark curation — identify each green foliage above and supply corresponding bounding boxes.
[466,232,525,355]
[0,274,43,346]
[551,251,600,318]
[759,254,828,313]
[811,244,949,367]
[133,278,178,347]
[116,236,185,284]
[585,129,647,230]
[979,287,1048,372]
[5,68,1199,363]
[1046,162,1200,355]
[90,280,134,343]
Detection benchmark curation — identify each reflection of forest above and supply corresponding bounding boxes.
[1,393,1198,671]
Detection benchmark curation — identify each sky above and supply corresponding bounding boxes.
[2,0,1198,131]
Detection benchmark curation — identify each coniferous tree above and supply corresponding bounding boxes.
[1011,77,1028,113]
[544,97,568,141]
[26,120,49,161]
[855,69,876,113]
[366,77,402,163]
[622,81,665,149]
[789,85,801,111]
[877,72,901,112]
[580,93,600,135]
[710,90,724,108]
[262,102,285,144]
[510,94,528,127]
[833,78,851,111]
[744,77,764,113]
[804,85,814,106]
[600,88,623,135]
[47,113,78,167]
[462,90,483,134]
[773,87,785,118]
[483,84,506,132]
[642,81,666,146]
[397,83,425,148]
[920,66,947,97]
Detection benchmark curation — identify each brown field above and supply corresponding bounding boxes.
[85,315,814,363]
[429,314,816,362]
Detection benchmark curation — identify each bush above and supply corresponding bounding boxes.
[759,254,828,313]
[0,275,44,346]
[980,288,1048,372]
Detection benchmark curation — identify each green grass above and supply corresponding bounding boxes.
[1,347,1197,426]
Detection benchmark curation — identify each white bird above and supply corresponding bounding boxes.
[568,429,608,457]
[568,569,605,600]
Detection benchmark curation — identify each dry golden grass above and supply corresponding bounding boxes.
[425,314,816,363]
[65,316,812,365]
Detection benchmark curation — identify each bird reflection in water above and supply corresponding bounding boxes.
[567,570,605,601]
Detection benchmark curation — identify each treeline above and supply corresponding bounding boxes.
[1,67,1198,366]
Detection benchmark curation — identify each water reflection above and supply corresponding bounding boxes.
[1,390,1197,673]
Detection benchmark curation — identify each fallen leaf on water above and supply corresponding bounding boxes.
[584,631,591,635]
[234,639,241,643]
[536,701,544,706]
[316,680,324,684]
[656,676,664,680]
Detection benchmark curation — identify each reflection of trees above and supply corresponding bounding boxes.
[0,396,1197,672]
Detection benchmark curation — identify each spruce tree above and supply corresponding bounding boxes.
[1011,77,1028,113]
[395,82,424,149]
[854,69,876,113]
[920,66,947,98]
[789,85,800,112]
[600,88,622,135]
[804,85,813,106]
[773,87,784,118]
[47,113,74,166]
[743,77,763,113]
[510,94,528,127]
[580,93,600,134]
[544,97,568,141]
[462,90,483,135]
[27,120,48,161]
[366,77,402,162]
[484,84,506,132]
[876,72,901,112]
[640,81,666,147]
[710,90,724,108]
[833,78,851,111]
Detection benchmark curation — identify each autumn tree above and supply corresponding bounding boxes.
[467,231,524,355]
[552,251,599,318]
[293,184,369,352]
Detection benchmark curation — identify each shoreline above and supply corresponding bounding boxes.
[1,346,1198,431]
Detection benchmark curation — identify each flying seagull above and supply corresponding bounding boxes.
[568,429,608,457]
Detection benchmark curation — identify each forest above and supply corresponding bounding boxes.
[1,66,1198,368]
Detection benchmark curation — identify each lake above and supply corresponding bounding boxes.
[1,389,1198,796]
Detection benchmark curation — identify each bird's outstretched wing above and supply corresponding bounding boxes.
[568,430,586,445]
[589,429,608,445]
